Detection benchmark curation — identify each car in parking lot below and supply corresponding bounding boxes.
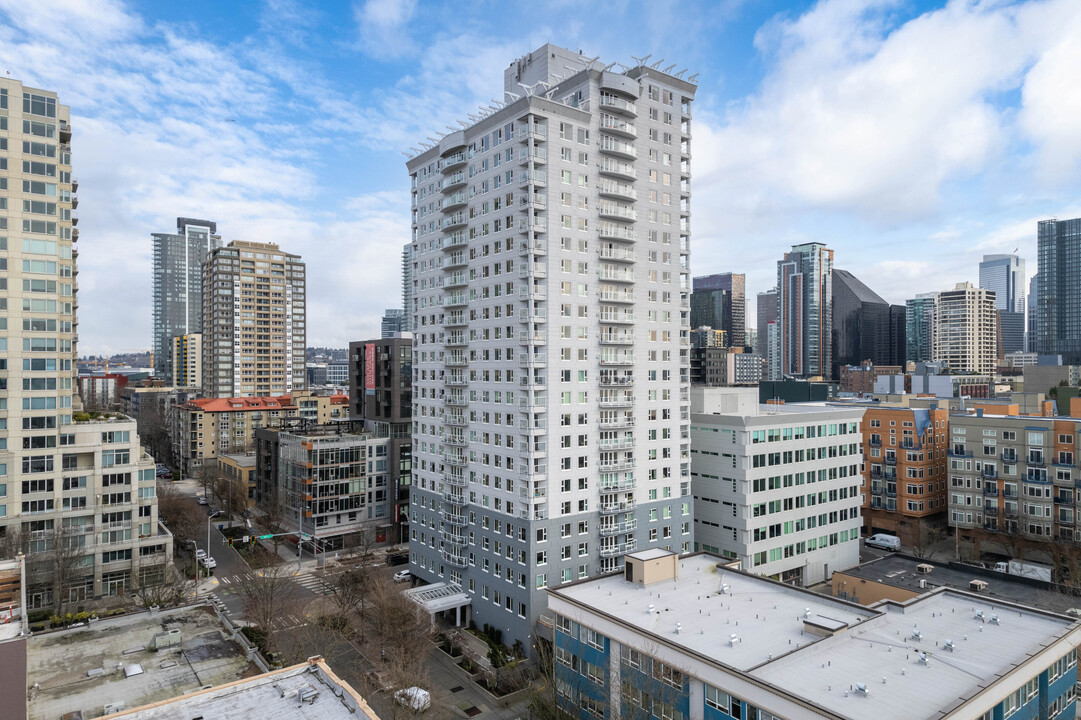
[393,569,411,583]
[195,549,207,560]
[199,556,217,569]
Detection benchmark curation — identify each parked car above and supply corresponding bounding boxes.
[387,553,409,567]
[393,569,411,583]
[208,509,222,518]
[199,556,217,569]
[195,549,207,560]
[197,496,208,505]
[865,533,901,551]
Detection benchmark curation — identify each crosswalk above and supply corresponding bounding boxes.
[293,573,333,595]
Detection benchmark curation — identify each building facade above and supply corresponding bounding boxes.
[406,44,695,649]
[170,395,299,476]
[905,292,936,364]
[0,78,172,603]
[838,362,902,395]
[380,309,405,338]
[689,272,745,348]
[201,240,306,398]
[831,269,905,380]
[948,412,1081,559]
[1027,274,1039,353]
[1037,218,1081,364]
[254,425,395,551]
[217,453,256,507]
[690,392,864,586]
[349,336,413,542]
[151,218,220,383]
[777,243,833,379]
[549,551,1081,720]
[170,332,201,390]
[860,404,949,547]
[932,282,997,375]
[689,347,760,387]
[755,289,777,357]
[401,242,413,332]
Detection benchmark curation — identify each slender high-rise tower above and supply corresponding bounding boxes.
[405,44,695,649]
[777,243,833,379]
[1037,218,1081,363]
[979,253,1025,356]
[151,218,220,383]
[0,78,171,603]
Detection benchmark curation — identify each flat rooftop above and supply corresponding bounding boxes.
[551,554,1080,720]
[28,605,259,720]
[100,658,379,720]
[753,591,1076,720]
[837,554,1081,615]
[553,554,871,671]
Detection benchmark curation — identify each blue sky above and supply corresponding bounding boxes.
[1,0,1079,354]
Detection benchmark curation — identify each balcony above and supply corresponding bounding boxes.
[599,500,636,515]
[519,124,547,142]
[442,152,467,171]
[599,95,637,116]
[520,194,547,211]
[598,353,634,366]
[599,290,634,304]
[518,264,547,279]
[599,519,638,536]
[444,293,467,308]
[442,492,467,507]
[520,238,547,257]
[983,485,998,496]
[519,352,547,368]
[519,308,547,324]
[599,310,634,324]
[442,172,467,190]
[599,160,636,181]
[599,375,634,387]
[443,233,467,250]
[519,333,547,347]
[598,458,635,472]
[445,273,468,289]
[598,267,635,284]
[599,332,634,345]
[1000,451,1017,463]
[598,180,637,201]
[443,512,468,527]
[443,550,468,568]
[518,217,548,235]
[442,213,467,230]
[884,456,897,466]
[599,246,636,263]
[599,116,637,138]
[519,171,547,189]
[445,352,467,367]
[598,223,636,242]
[519,147,548,165]
[598,436,635,450]
[446,413,467,427]
[443,192,468,210]
[981,468,998,480]
[598,416,635,430]
[599,539,637,557]
[444,432,467,448]
[598,475,636,491]
[600,138,637,160]
[869,438,882,448]
[519,285,547,302]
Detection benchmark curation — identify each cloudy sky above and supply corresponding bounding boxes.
[1,0,1079,354]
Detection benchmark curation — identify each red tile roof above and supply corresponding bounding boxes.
[179,395,297,412]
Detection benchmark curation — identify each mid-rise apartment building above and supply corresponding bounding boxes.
[406,44,695,649]
[254,425,395,550]
[170,395,299,476]
[860,404,949,546]
[151,218,220,383]
[948,412,1081,558]
[171,332,201,390]
[933,282,997,375]
[0,79,171,602]
[548,550,1081,720]
[777,243,833,379]
[690,388,863,585]
[201,240,306,398]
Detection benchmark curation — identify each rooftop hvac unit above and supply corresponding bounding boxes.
[969,579,988,592]
[916,564,933,574]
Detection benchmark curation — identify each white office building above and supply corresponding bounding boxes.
[690,388,864,586]
[405,44,697,649]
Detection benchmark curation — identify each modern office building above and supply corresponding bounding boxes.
[380,308,406,338]
[401,242,413,332]
[948,412,1081,558]
[979,254,1025,357]
[689,326,725,349]
[831,269,905,379]
[1027,274,1039,353]
[170,332,201,390]
[254,424,395,551]
[349,335,413,542]
[690,272,745,348]
[932,282,997,375]
[690,389,864,586]
[151,218,220,382]
[549,550,1081,720]
[1037,218,1081,363]
[860,404,949,546]
[756,288,777,356]
[405,44,695,649]
[201,240,306,398]
[905,292,936,364]
[0,79,172,602]
[777,243,833,379]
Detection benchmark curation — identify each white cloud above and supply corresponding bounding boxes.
[354,0,418,59]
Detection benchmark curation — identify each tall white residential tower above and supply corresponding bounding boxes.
[405,45,696,648]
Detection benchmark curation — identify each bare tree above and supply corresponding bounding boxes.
[19,524,92,615]
[131,565,196,610]
[207,462,248,519]
[235,562,302,652]
[326,568,370,617]
[157,484,207,558]
[910,524,947,560]
[134,396,172,467]
[363,575,435,691]
[527,622,579,720]
[259,490,288,557]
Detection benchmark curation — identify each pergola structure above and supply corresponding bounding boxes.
[404,582,472,628]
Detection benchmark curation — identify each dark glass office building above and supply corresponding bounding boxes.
[690,273,745,348]
[1037,218,1081,363]
[832,269,906,380]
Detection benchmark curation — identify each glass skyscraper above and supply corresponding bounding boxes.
[1037,218,1081,363]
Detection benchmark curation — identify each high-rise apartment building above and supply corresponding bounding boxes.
[979,253,1025,356]
[1027,274,1039,353]
[690,272,745,348]
[755,288,777,356]
[905,292,936,363]
[380,309,405,338]
[932,282,997,375]
[831,269,905,379]
[0,79,171,603]
[201,240,306,398]
[401,243,413,332]
[151,218,220,382]
[170,332,201,389]
[405,44,695,648]
[1037,218,1081,363]
[777,243,833,379]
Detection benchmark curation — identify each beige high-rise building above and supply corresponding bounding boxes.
[0,78,172,605]
[932,281,997,375]
[171,332,201,390]
[201,240,306,398]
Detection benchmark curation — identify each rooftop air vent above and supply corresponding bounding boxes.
[918,652,930,665]
[989,614,999,625]
[916,564,933,574]
[855,682,869,695]
[943,639,955,652]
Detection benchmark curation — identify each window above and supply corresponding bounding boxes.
[705,684,729,711]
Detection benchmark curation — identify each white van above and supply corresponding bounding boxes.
[866,534,901,551]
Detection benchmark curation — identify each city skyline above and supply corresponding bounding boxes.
[0,0,1078,353]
